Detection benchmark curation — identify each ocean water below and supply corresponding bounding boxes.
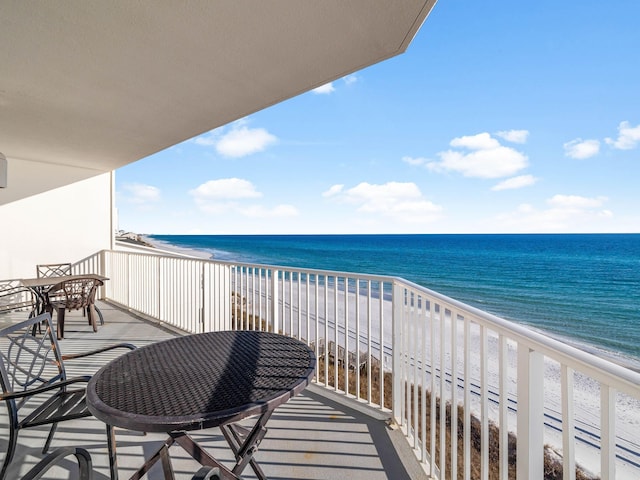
[149,233,640,365]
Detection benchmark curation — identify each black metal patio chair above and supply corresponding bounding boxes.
[20,447,93,480]
[0,282,35,317]
[0,313,136,479]
[21,448,219,480]
[36,263,105,328]
[35,263,72,279]
[45,277,103,339]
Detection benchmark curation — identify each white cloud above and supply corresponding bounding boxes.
[450,132,500,150]
[237,204,299,218]
[343,74,358,86]
[605,121,640,150]
[327,181,442,223]
[122,183,160,204]
[189,178,297,218]
[494,194,612,232]
[563,138,600,159]
[216,126,277,157]
[402,156,429,167]
[312,75,357,94]
[428,133,529,179]
[322,184,344,197]
[190,178,262,201]
[191,119,277,157]
[192,134,217,146]
[495,130,529,144]
[312,82,335,94]
[491,174,538,191]
[547,194,608,209]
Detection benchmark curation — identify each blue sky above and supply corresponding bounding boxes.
[116,1,640,235]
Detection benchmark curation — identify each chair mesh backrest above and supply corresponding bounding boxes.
[48,278,100,311]
[0,314,65,403]
[36,263,72,278]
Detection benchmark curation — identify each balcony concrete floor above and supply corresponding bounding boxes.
[1,303,428,480]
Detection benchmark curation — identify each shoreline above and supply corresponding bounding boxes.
[138,234,214,260]
[139,233,640,372]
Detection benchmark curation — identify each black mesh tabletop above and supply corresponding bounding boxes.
[86,331,316,432]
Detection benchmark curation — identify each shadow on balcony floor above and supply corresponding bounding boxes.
[1,302,427,480]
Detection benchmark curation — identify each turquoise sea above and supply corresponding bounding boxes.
[148,234,640,366]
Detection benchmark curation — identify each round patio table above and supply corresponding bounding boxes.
[86,330,316,480]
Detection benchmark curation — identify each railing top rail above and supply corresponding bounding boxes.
[103,249,397,283]
[398,277,640,396]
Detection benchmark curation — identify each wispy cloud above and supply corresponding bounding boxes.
[324,181,442,224]
[547,194,608,209]
[189,178,297,218]
[401,156,430,167]
[495,129,529,144]
[312,74,359,95]
[121,183,160,204]
[563,138,600,159]
[190,178,262,200]
[216,126,277,157]
[322,184,344,197]
[192,119,277,158]
[491,174,538,191]
[605,121,640,150]
[237,204,299,218]
[427,132,529,179]
[343,74,358,86]
[495,194,612,232]
[312,82,335,95]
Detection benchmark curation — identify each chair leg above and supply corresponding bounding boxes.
[43,422,58,453]
[1,425,18,479]
[95,305,104,325]
[56,308,66,339]
[88,304,98,332]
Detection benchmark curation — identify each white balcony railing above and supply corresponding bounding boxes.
[74,249,640,480]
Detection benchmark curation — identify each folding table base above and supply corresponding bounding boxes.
[107,412,273,480]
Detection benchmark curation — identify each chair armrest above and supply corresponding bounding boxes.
[61,343,137,361]
[21,447,93,480]
[0,376,91,401]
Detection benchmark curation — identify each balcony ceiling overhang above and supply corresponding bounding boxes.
[0,1,436,205]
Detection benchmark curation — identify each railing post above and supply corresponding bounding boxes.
[517,345,544,479]
[99,250,106,300]
[392,281,403,424]
[157,256,162,323]
[200,263,206,333]
[271,269,279,334]
[126,252,131,309]
[601,385,616,479]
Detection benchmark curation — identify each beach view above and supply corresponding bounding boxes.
[109,2,640,477]
[135,232,640,479]
[2,1,639,479]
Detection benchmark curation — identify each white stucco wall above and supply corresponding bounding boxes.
[0,173,113,279]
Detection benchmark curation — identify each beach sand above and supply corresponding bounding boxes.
[137,235,213,259]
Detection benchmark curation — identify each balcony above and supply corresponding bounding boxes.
[2,249,640,479]
[1,303,426,479]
